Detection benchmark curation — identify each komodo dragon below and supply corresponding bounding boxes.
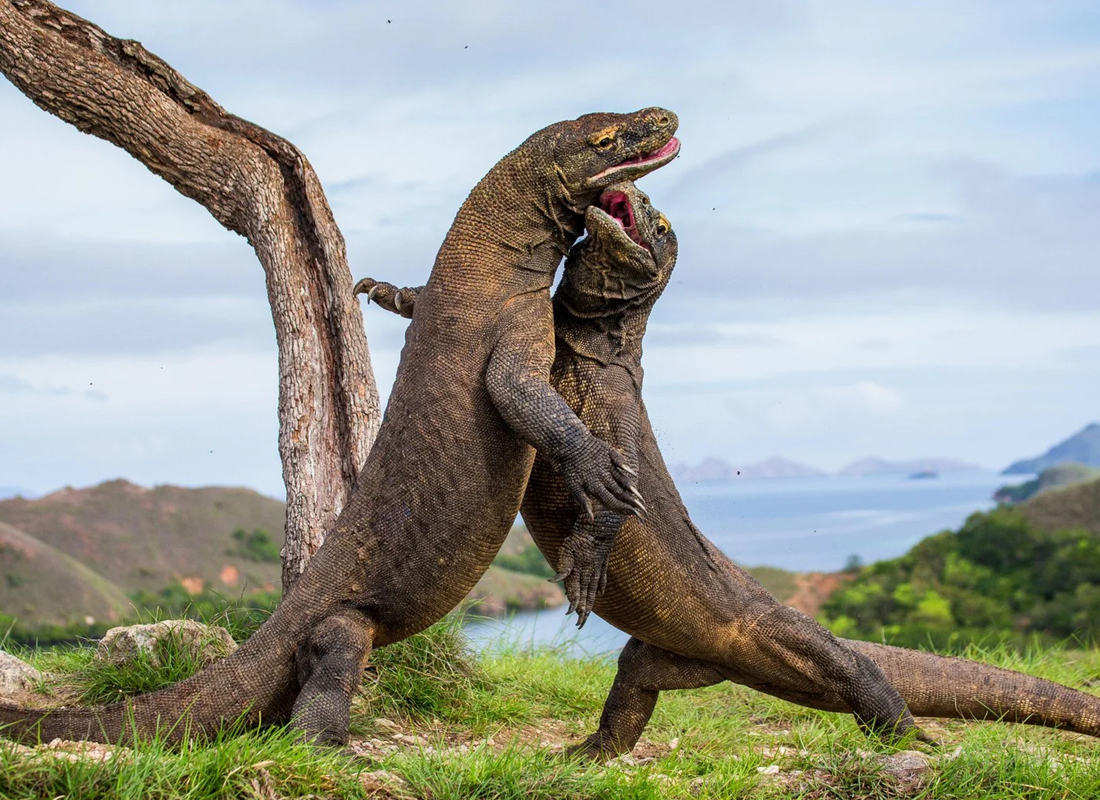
[360,182,1100,759]
[0,109,681,746]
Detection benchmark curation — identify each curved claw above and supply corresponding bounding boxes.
[549,571,569,583]
[367,284,382,303]
[618,463,638,477]
[393,290,406,315]
[352,277,375,297]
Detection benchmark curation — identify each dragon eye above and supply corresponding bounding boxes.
[656,214,670,236]
[588,127,620,150]
[641,196,650,206]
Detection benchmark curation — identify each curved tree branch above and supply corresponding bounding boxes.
[0,0,381,588]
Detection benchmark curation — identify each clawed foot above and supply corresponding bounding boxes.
[352,278,417,318]
[859,712,939,750]
[551,514,619,628]
[563,734,617,762]
[352,276,381,299]
[560,438,644,520]
[915,729,941,748]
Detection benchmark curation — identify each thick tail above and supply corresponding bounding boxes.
[0,620,299,745]
[847,639,1100,737]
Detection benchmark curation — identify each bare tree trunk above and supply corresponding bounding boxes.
[0,0,381,589]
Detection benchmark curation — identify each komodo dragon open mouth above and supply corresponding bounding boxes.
[587,137,681,185]
[597,189,646,250]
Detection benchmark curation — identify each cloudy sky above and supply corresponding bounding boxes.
[2,0,1099,497]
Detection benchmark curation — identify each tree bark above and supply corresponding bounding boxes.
[0,0,381,589]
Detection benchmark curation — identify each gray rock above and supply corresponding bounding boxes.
[0,650,44,696]
[878,749,932,781]
[95,620,237,669]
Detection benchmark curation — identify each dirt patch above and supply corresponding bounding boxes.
[349,715,675,766]
[2,738,121,764]
[786,572,853,616]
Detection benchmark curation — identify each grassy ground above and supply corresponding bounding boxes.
[4,621,1100,798]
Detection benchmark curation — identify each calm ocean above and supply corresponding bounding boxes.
[466,470,1014,654]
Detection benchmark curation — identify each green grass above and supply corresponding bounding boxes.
[0,725,371,800]
[356,615,491,725]
[63,638,213,707]
[5,623,1100,798]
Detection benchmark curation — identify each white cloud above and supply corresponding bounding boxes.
[642,307,1100,388]
[828,381,903,414]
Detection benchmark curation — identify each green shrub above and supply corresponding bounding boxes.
[228,527,281,563]
[821,507,1100,647]
[359,615,487,722]
[492,543,555,579]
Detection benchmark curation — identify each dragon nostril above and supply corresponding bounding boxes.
[657,115,670,126]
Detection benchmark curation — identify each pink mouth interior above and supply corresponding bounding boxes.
[589,137,681,183]
[619,136,680,168]
[600,191,645,247]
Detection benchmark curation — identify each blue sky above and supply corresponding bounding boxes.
[1,0,1099,497]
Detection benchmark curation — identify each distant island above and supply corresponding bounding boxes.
[668,422,1100,484]
[670,455,981,482]
[908,470,938,480]
[1003,422,1100,475]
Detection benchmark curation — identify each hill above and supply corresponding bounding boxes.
[0,479,286,596]
[0,521,131,628]
[0,481,565,632]
[1004,422,1100,475]
[994,463,1100,505]
[744,565,851,615]
[467,566,564,616]
[837,457,981,476]
[0,487,34,501]
[821,476,1100,647]
[1018,474,1100,537]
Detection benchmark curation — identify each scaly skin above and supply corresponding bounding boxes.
[362,183,1100,759]
[0,109,680,746]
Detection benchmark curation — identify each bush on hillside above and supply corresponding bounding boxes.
[228,527,282,563]
[492,544,556,579]
[821,507,1100,648]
